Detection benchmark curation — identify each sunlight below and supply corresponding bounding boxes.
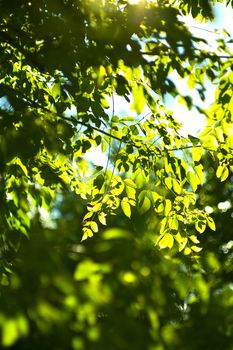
[128,0,157,4]
[128,0,142,3]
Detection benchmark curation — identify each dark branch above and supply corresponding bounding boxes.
[1,83,205,154]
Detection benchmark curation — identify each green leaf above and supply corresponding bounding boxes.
[13,158,28,177]
[220,167,229,182]
[126,185,136,199]
[98,212,107,225]
[102,228,131,240]
[191,245,202,253]
[184,247,192,255]
[207,217,216,231]
[121,198,131,218]
[74,260,103,280]
[2,319,19,347]
[134,170,146,188]
[168,217,178,230]
[216,165,223,178]
[187,171,199,192]
[189,235,200,244]
[177,236,188,252]
[188,134,200,145]
[202,135,219,151]
[124,179,137,188]
[165,177,172,190]
[111,180,125,196]
[131,85,145,114]
[82,228,94,241]
[89,221,98,233]
[159,217,167,234]
[156,202,164,213]
[138,196,151,215]
[158,233,174,249]
[83,211,94,221]
[164,199,172,216]
[195,220,206,233]
[101,139,107,152]
[51,82,61,99]
[194,164,204,184]
[215,127,224,143]
[172,178,182,194]
[192,147,203,162]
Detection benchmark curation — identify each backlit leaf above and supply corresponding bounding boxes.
[216,165,223,178]
[121,199,131,218]
[187,171,199,192]
[90,221,98,233]
[220,167,229,182]
[158,233,174,249]
[192,146,203,162]
[202,135,219,151]
[98,212,107,225]
[138,196,151,215]
[195,220,206,233]
[207,217,216,231]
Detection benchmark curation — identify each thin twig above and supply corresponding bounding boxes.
[141,50,233,59]
[103,92,115,192]
[187,26,219,34]
[1,83,205,154]
[169,145,202,152]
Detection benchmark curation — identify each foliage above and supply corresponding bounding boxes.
[0,0,233,348]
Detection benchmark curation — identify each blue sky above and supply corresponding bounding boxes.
[168,2,233,136]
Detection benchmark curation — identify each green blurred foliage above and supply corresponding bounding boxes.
[0,0,233,348]
[1,180,233,349]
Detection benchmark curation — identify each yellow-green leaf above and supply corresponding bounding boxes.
[187,171,199,192]
[195,220,206,233]
[126,186,136,199]
[216,165,223,178]
[192,146,203,162]
[156,202,164,213]
[124,179,137,188]
[158,233,174,249]
[178,236,188,252]
[184,247,192,255]
[202,135,219,151]
[160,217,167,234]
[82,228,93,241]
[165,177,172,189]
[121,199,131,218]
[168,217,179,230]
[215,126,224,143]
[191,245,202,252]
[207,217,216,231]
[98,212,107,225]
[172,178,181,194]
[189,235,200,244]
[131,84,145,114]
[220,167,229,182]
[2,320,19,347]
[138,196,151,215]
[90,221,98,233]
[83,211,94,221]
[164,199,172,216]
[194,164,204,184]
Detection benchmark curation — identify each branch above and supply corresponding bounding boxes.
[187,26,218,34]
[0,83,124,143]
[1,83,204,154]
[141,50,233,60]
[168,145,202,152]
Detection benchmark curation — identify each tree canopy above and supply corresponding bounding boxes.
[1,0,233,349]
